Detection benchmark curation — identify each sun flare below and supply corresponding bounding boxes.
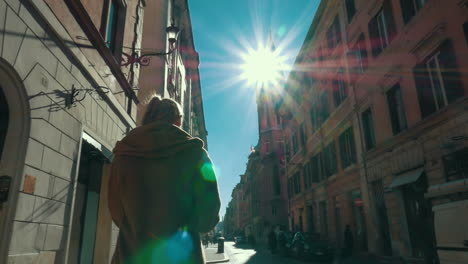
[240,46,287,87]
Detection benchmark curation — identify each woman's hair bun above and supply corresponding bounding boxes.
[142,95,183,125]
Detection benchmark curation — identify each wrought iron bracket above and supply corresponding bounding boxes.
[65,85,111,108]
[121,49,174,67]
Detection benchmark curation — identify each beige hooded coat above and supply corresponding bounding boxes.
[108,122,221,264]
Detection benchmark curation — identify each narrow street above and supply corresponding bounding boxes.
[215,242,313,264]
[206,242,381,264]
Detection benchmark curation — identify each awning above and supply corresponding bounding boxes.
[389,167,425,188]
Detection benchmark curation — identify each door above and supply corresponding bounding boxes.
[351,189,368,251]
[68,141,109,264]
[402,175,437,263]
[372,180,392,256]
[307,205,315,233]
[335,206,343,248]
[319,201,328,239]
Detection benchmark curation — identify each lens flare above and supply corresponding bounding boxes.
[240,46,288,87]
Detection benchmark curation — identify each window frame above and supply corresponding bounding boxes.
[327,16,342,50]
[368,0,397,57]
[443,147,468,182]
[339,127,357,169]
[361,108,376,151]
[426,52,448,110]
[387,84,408,135]
[345,0,357,23]
[104,0,127,62]
[333,70,348,107]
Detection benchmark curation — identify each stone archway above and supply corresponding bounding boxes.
[0,58,30,261]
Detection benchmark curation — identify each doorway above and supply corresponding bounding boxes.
[307,205,315,233]
[68,141,109,264]
[0,85,9,237]
[402,174,437,263]
[319,201,328,239]
[372,180,392,256]
[0,60,30,262]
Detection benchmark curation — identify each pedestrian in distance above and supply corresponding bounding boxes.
[108,95,221,264]
[343,224,354,257]
[268,228,277,254]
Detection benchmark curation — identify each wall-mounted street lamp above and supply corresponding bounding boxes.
[121,23,180,67]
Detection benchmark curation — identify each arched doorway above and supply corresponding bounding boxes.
[0,58,30,261]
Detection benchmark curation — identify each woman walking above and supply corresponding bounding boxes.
[108,96,221,264]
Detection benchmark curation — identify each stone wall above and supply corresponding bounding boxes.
[0,0,142,263]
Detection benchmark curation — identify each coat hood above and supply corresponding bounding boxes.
[113,122,204,159]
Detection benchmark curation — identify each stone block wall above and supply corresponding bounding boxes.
[0,0,141,263]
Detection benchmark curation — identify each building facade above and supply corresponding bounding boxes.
[0,0,208,263]
[0,0,144,262]
[138,0,207,143]
[280,0,468,263]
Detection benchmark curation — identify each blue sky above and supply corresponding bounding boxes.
[188,0,321,218]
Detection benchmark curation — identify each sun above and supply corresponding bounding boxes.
[240,46,287,87]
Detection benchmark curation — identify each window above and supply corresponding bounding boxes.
[348,34,368,75]
[339,127,357,169]
[304,162,312,188]
[413,40,463,118]
[106,0,119,52]
[362,108,376,151]
[387,84,407,134]
[346,0,356,23]
[324,142,338,177]
[400,0,428,24]
[273,165,281,195]
[292,132,299,155]
[105,0,125,59]
[285,141,291,162]
[293,172,302,195]
[319,92,330,123]
[464,22,468,45]
[368,0,397,57]
[310,154,322,183]
[272,205,277,216]
[310,108,319,132]
[333,71,348,107]
[327,16,342,49]
[300,123,307,147]
[288,178,292,198]
[443,148,468,181]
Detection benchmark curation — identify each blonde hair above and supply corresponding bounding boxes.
[142,95,183,125]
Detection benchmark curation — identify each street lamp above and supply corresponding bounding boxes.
[121,23,180,67]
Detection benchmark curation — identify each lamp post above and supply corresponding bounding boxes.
[121,23,180,67]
